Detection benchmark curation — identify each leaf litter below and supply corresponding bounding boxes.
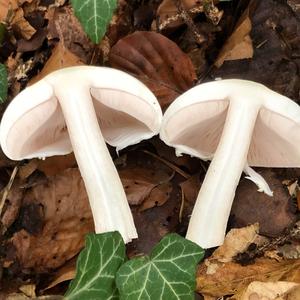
[0,0,299,298]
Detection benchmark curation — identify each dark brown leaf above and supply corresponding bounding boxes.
[109,31,197,110]
[231,169,297,237]
[8,168,94,272]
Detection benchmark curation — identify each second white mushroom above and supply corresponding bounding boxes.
[160,79,300,248]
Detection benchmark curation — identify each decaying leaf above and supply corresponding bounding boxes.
[139,182,172,212]
[232,169,297,237]
[30,42,83,85]
[11,7,36,40]
[212,223,259,263]
[179,175,201,220]
[156,0,222,30]
[8,168,94,272]
[240,281,299,300]
[37,154,77,177]
[214,2,255,67]
[0,0,18,22]
[19,284,36,298]
[1,180,23,229]
[197,258,300,298]
[46,6,94,63]
[109,31,196,110]
[44,258,76,291]
[119,167,173,206]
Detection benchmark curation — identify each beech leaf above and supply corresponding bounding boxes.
[109,31,196,110]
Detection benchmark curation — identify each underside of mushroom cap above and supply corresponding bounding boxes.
[160,79,300,167]
[0,66,162,160]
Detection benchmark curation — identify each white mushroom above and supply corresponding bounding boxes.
[0,66,162,243]
[160,79,300,248]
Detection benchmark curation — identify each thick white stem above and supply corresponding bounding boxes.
[54,85,137,243]
[186,99,261,248]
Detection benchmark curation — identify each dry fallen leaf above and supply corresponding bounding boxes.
[109,31,196,110]
[37,154,77,177]
[19,284,36,298]
[232,169,297,237]
[11,7,36,40]
[197,258,300,298]
[44,258,77,291]
[139,182,172,211]
[30,42,84,85]
[214,2,255,67]
[8,168,94,272]
[212,223,259,263]
[156,0,222,30]
[157,0,202,29]
[46,6,94,63]
[119,167,172,206]
[240,281,299,300]
[0,0,18,22]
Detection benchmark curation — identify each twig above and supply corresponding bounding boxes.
[0,166,18,216]
[172,0,206,44]
[142,150,190,179]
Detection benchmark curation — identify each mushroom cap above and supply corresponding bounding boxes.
[160,79,300,167]
[0,66,162,160]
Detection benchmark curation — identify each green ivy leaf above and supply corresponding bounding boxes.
[71,0,117,44]
[0,64,7,104]
[65,232,126,300]
[116,234,204,300]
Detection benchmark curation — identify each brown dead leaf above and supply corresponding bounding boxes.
[197,258,300,298]
[19,284,36,298]
[279,285,300,300]
[46,6,94,63]
[157,0,202,29]
[11,8,36,40]
[44,258,76,291]
[139,182,172,211]
[212,224,259,263]
[240,281,299,300]
[119,167,172,205]
[214,2,255,68]
[1,180,23,229]
[240,281,300,300]
[156,0,222,30]
[37,154,77,177]
[179,175,201,220]
[231,169,297,237]
[8,168,94,272]
[0,0,18,22]
[109,31,196,110]
[30,42,84,84]
[18,160,39,180]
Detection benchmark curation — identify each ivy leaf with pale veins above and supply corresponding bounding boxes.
[0,63,7,103]
[65,232,126,300]
[71,0,117,44]
[116,233,204,300]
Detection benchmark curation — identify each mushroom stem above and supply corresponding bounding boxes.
[186,98,261,248]
[54,85,137,243]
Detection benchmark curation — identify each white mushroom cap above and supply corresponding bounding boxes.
[161,79,300,167]
[1,66,162,160]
